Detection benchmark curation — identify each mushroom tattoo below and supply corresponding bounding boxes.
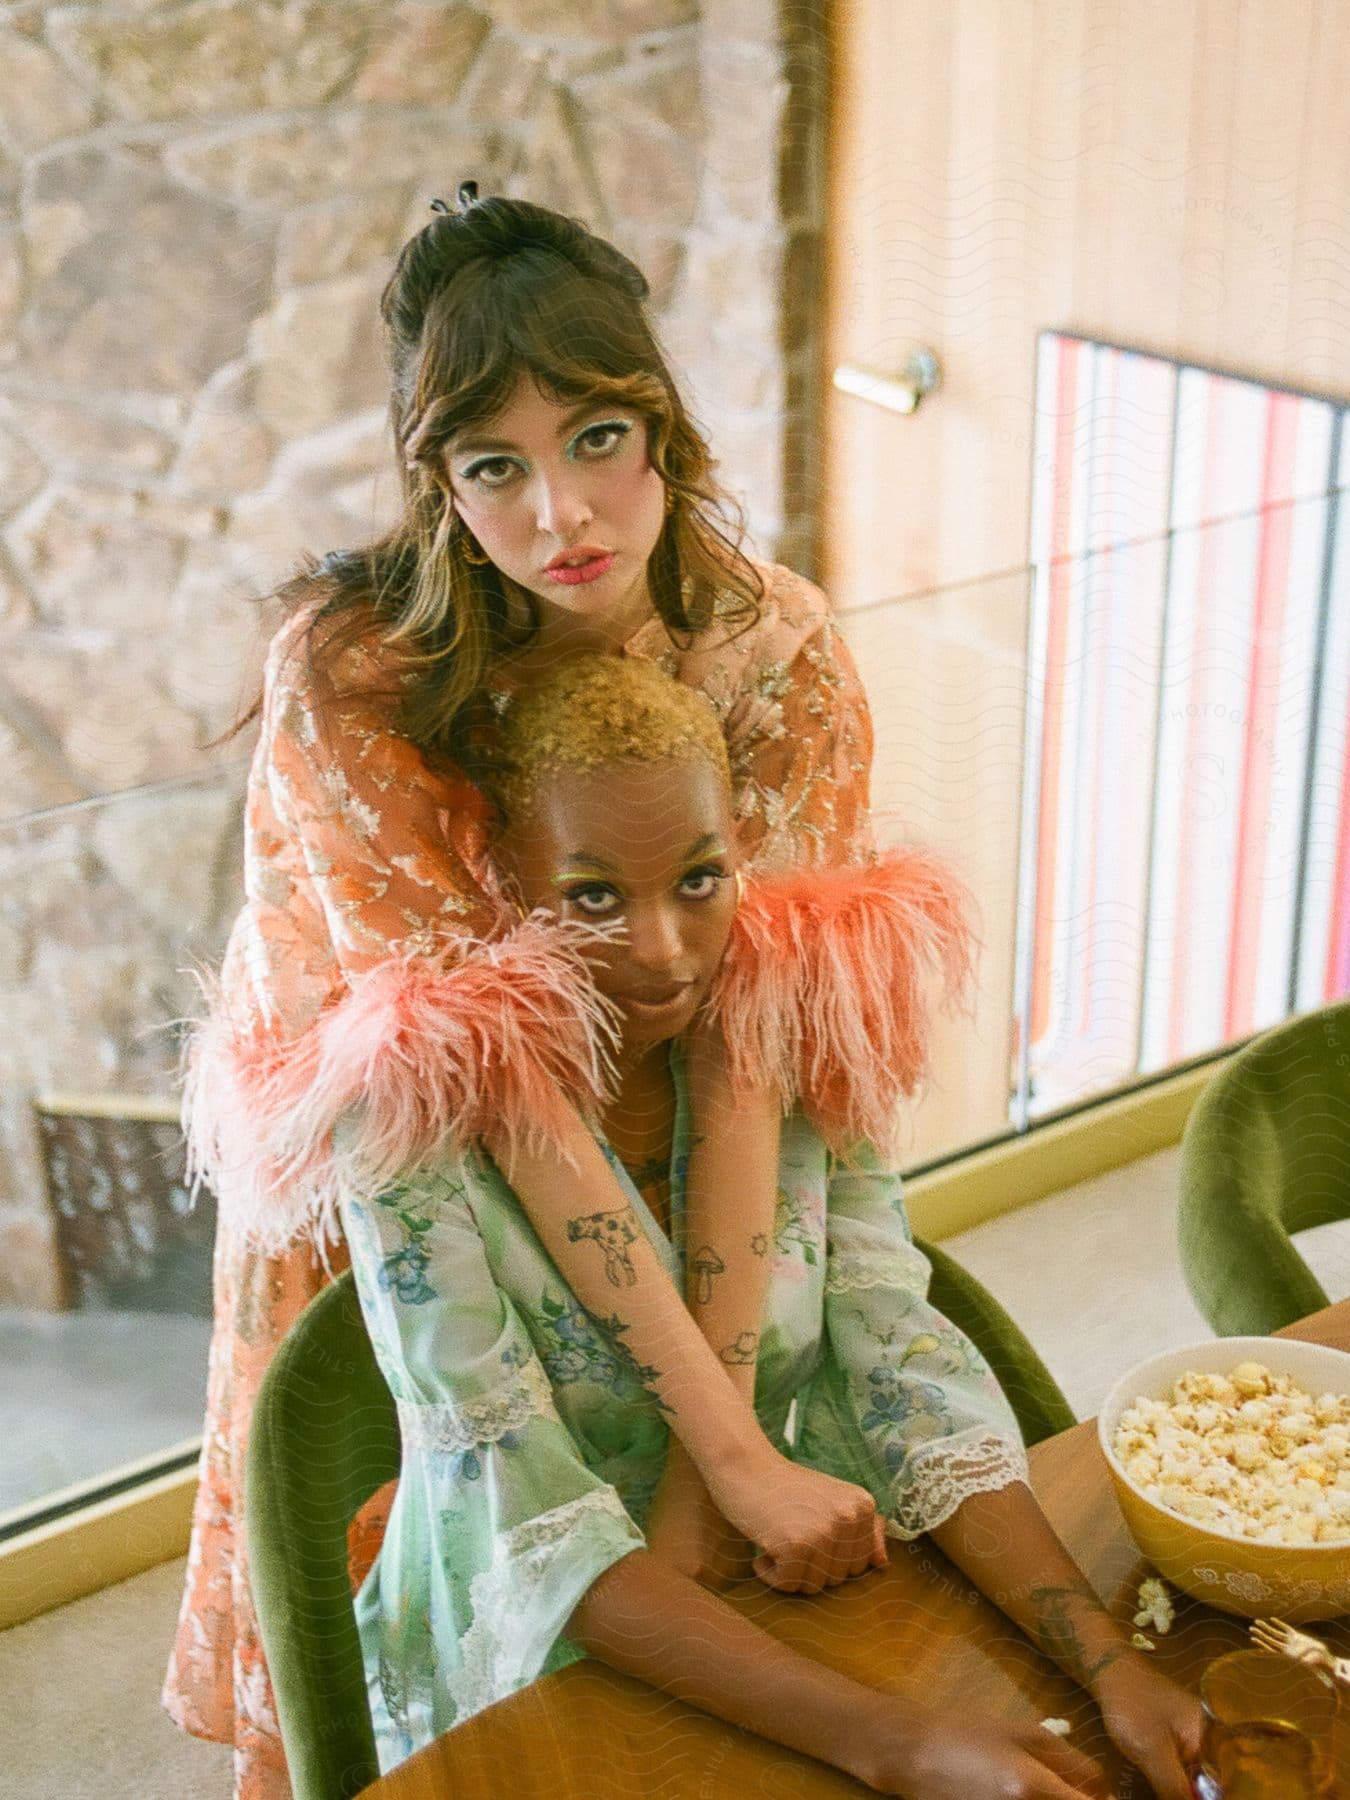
[690,1243,724,1304]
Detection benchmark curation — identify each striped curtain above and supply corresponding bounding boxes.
[1015,333,1349,1117]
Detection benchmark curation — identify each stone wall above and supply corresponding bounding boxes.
[0,0,829,1305]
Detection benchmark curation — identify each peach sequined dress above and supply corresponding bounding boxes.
[160,558,878,1799]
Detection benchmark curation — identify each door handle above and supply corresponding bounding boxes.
[831,348,941,415]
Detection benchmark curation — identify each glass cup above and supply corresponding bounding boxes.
[1192,1649,1339,1799]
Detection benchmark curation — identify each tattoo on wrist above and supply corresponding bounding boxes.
[565,1205,641,1288]
[1027,1585,1127,1688]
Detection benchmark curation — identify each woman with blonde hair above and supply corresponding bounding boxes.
[333,650,1204,1799]
[164,179,902,1798]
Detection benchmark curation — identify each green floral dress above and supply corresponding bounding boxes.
[337,1047,1029,1777]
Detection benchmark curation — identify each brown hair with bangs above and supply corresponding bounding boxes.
[218,183,765,770]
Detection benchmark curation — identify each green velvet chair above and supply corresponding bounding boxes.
[246,1267,400,1800]
[914,1236,1077,1446]
[246,1244,1073,1796]
[1178,998,1350,1337]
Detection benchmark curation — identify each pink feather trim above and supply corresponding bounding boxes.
[705,847,980,1157]
[179,915,623,1264]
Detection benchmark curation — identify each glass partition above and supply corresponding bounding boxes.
[840,480,1350,1159]
[0,762,248,1528]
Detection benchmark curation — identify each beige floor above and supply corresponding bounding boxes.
[3,1143,1348,1799]
[944,1144,1350,1418]
[0,1553,235,1800]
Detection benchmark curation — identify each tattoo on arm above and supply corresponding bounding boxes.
[719,1330,758,1366]
[596,1313,677,1417]
[690,1242,726,1305]
[1027,1585,1128,1688]
[565,1205,642,1288]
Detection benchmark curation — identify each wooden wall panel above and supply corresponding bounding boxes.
[825,0,1350,1166]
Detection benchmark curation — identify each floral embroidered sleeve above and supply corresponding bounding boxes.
[336,1152,646,1762]
[728,613,875,868]
[184,614,622,1262]
[261,611,500,971]
[794,1140,1029,1541]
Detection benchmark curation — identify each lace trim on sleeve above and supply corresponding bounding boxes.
[886,1428,1030,1540]
[447,1487,642,1724]
[396,1357,559,1455]
[823,1238,932,1299]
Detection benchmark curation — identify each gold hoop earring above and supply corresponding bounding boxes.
[734,867,747,906]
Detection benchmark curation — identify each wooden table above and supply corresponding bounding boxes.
[362,1301,1350,1798]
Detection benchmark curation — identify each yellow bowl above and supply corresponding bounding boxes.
[1097,1336,1350,1624]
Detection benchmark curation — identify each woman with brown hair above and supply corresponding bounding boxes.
[162,180,906,1798]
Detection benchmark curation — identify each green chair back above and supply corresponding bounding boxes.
[914,1236,1077,1446]
[245,1267,401,1800]
[246,1237,1074,1798]
[1178,999,1350,1337]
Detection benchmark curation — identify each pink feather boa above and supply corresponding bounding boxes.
[183,848,977,1261]
[181,914,623,1265]
[708,847,979,1158]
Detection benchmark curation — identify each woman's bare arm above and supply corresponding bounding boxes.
[487,1103,883,1586]
[926,1483,1204,1800]
[485,1107,770,1474]
[636,1075,778,1583]
[641,1046,855,1590]
[566,1548,895,1789]
[680,1030,780,1406]
[926,1484,1140,1698]
[566,1549,1108,1799]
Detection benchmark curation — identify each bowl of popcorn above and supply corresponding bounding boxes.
[1098,1338,1350,1623]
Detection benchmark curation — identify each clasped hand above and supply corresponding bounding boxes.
[645,1438,888,1595]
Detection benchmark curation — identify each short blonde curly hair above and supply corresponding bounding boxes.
[489,651,731,824]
